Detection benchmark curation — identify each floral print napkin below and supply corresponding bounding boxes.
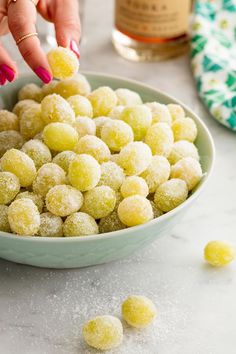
[191,0,236,131]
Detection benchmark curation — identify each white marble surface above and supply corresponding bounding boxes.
[1,1,236,353]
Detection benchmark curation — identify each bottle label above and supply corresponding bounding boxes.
[115,0,191,42]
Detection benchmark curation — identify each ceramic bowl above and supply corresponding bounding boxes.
[0,72,215,268]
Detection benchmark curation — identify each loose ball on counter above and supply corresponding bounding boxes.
[53,74,91,98]
[120,176,149,198]
[38,212,63,237]
[81,186,116,219]
[171,157,203,191]
[43,122,78,151]
[0,205,11,232]
[120,105,152,140]
[118,195,153,227]
[41,94,75,125]
[22,139,52,169]
[33,163,66,197]
[0,172,20,205]
[101,119,134,152]
[115,88,142,106]
[204,241,235,267]
[122,295,157,328]
[118,141,152,176]
[154,178,188,212]
[99,211,126,233]
[88,86,118,117]
[68,154,101,192]
[141,155,170,193]
[167,103,185,121]
[98,161,125,191]
[63,212,98,237]
[47,47,79,80]
[15,191,44,213]
[75,135,111,163]
[83,315,123,351]
[52,150,77,173]
[0,110,19,132]
[46,184,83,217]
[18,83,43,103]
[1,149,36,187]
[8,198,40,236]
[0,130,24,157]
[172,117,197,142]
[145,122,174,157]
[145,102,172,125]
[73,116,96,139]
[168,140,199,165]
[67,94,93,117]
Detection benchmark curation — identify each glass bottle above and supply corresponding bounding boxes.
[112,0,192,62]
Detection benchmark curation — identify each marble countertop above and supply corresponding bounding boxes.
[1,1,236,353]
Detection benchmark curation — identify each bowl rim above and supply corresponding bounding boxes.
[0,71,215,243]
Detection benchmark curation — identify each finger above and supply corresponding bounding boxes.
[0,41,18,83]
[53,0,81,57]
[0,2,8,37]
[8,0,52,83]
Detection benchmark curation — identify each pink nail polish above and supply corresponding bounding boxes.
[70,40,80,58]
[34,67,52,84]
[0,70,7,85]
[0,64,15,82]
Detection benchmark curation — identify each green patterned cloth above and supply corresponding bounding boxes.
[191,0,236,131]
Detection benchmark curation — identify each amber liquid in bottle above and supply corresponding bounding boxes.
[112,0,191,62]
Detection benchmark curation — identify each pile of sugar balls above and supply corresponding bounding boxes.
[83,295,157,351]
[0,46,203,237]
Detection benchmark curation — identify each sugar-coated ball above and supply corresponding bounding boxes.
[145,102,172,125]
[204,241,235,267]
[118,195,153,226]
[15,191,44,213]
[122,295,157,328]
[0,205,11,232]
[46,184,83,217]
[54,74,91,98]
[93,116,112,138]
[98,161,125,191]
[67,95,93,117]
[99,211,126,233]
[145,122,174,157]
[167,103,185,121]
[110,153,120,164]
[0,110,19,132]
[18,83,43,103]
[22,139,52,169]
[68,154,101,191]
[1,149,36,187]
[120,176,149,198]
[0,172,20,204]
[73,116,96,139]
[20,105,45,140]
[47,46,79,80]
[42,80,58,97]
[12,99,39,117]
[63,212,98,237]
[171,157,203,191]
[83,315,123,351]
[168,140,200,165]
[118,141,152,175]
[115,88,142,106]
[33,163,66,197]
[38,212,63,237]
[81,186,116,219]
[108,105,124,119]
[75,135,110,163]
[120,105,152,140]
[52,150,77,173]
[43,122,78,151]
[88,86,117,117]
[172,117,197,142]
[141,156,170,193]
[41,94,75,125]
[150,201,163,218]
[154,178,188,212]
[8,198,40,236]
[0,131,24,157]
[101,119,134,152]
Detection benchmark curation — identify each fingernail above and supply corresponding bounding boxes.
[34,67,52,84]
[0,64,15,82]
[70,40,80,58]
[0,70,7,85]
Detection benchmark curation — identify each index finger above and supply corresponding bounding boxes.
[7,0,52,83]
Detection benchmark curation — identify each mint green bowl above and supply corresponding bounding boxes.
[0,72,215,268]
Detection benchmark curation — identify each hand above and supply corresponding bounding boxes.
[0,0,81,85]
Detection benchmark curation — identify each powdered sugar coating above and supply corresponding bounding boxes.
[73,116,96,139]
[115,88,142,106]
[41,94,75,125]
[99,211,126,233]
[88,86,118,117]
[141,155,171,193]
[145,102,172,125]
[53,151,77,173]
[93,116,112,138]
[98,161,125,191]
[118,195,153,227]
[120,105,152,140]
[120,176,149,198]
[0,110,19,132]
[0,171,20,204]
[63,212,98,237]
[168,140,200,165]
[171,157,203,191]
[33,163,66,197]
[15,191,44,213]
[0,131,24,157]
[145,122,174,157]
[54,74,91,98]
[172,117,198,142]
[167,103,185,121]
[18,83,43,103]
[22,139,52,169]
[20,105,45,140]
[12,99,39,117]
[47,47,79,80]
[75,135,111,163]
[43,122,78,151]
[38,212,63,237]
[67,95,93,117]
[108,105,125,119]
[101,119,134,152]
[0,205,11,232]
